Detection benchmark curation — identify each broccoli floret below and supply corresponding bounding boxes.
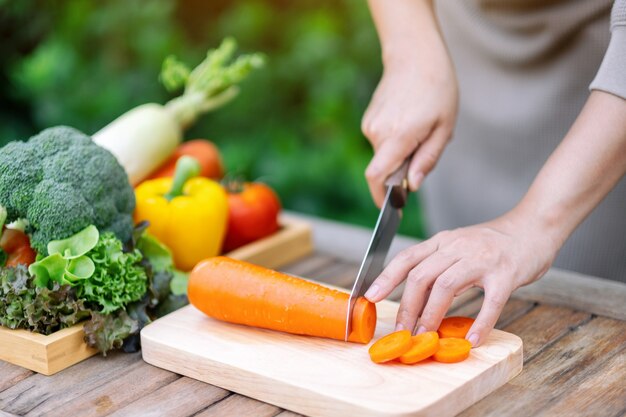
[0,126,135,254]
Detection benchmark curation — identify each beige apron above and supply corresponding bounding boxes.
[421,0,626,281]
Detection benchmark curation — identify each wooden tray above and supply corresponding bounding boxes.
[0,215,313,376]
[141,298,523,417]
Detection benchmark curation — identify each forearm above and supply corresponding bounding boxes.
[513,91,626,249]
[367,0,444,69]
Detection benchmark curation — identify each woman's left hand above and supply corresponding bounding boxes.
[364,212,559,347]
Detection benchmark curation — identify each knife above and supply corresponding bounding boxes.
[344,159,410,341]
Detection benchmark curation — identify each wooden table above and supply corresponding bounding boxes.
[1,213,625,417]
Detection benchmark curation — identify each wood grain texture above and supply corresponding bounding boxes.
[42,360,178,417]
[0,362,32,393]
[460,316,626,417]
[0,352,142,415]
[502,304,591,362]
[511,267,626,321]
[141,297,523,417]
[195,394,281,417]
[109,377,228,417]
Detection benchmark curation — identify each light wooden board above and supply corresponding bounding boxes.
[141,299,523,417]
[0,216,313,376]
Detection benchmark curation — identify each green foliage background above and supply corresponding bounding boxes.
[0,0,426,237]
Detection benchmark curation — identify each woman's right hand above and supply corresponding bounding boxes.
[362,0,459,206]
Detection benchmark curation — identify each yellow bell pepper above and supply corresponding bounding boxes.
[134,156,228,271]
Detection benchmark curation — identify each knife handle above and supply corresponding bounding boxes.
[385,158,410,208]
[385,159,410,188]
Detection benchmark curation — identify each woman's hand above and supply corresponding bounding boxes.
[363,0,458,206]
[364,212,559,347]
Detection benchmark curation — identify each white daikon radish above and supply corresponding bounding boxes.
[93,38,264,185]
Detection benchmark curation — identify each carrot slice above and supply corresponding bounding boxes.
[398,331,440,364]
[188,256,377,343]
[432,338,472,363]
[437,316,475,339]
[368,330,413,363]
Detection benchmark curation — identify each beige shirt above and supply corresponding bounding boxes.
[422,0,626,281]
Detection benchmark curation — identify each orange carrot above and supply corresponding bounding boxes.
[398,331,440,364]
[437,316,475,339]
[188,256,377,343]
[368,330,413,363]
[432,338,472,363]
[147,139,223,180]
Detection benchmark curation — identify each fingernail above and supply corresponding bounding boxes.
[364,284,380,301]
[409,172,424,191]
[467,333,479,347]
[416,325,427,335]
[395,323,405,331]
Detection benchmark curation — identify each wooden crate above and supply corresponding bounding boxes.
[0,215,313,376]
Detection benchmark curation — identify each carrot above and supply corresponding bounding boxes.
[147,139,224,180]
[398,331,440,364]
[437,316,475,339]
[368,330,413,364]
[432,338,472,363]
[188,256,377,343]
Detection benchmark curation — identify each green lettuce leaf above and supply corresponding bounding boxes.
[0,265,89,335]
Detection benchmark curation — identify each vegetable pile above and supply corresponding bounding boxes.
[0,127,184,354]
[368,317,476,365]
[0,37,285,357]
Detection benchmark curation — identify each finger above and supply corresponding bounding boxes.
[465,284,509,347]
[395,253,457,332]
[366,137,417,207]
[416,262,473,333]
[364,241,438,302]
[407,124,452,191]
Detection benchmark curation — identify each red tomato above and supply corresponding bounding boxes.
[147,139,224,180]
[223,182,281,252]
[1,229,36,267]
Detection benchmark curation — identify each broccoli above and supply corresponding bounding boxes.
[0,126,135,254]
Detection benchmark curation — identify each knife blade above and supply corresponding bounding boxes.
[344,160,410,341]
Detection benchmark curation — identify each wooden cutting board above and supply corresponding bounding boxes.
[141,298,522,417]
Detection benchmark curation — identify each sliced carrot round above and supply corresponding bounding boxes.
[433,338,472,363]
[437,316,475,339]
[398,331,440,364]
[368,330,413,364]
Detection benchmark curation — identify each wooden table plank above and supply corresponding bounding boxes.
[502,304,591,362]
[512,268,626,321]
[536,350,626,417]
[274,411,305,417]
[0,363,32,393]
[460,316,626,416]
[194,394,281,417]
[0,352,143,415]
[42,361,178,417]
[108,377,228,417]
